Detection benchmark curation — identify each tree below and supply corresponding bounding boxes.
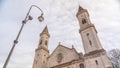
[108,49,120,68]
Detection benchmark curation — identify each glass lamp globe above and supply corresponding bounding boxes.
[38,15,44,22]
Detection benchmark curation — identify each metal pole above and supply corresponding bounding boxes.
[3,5,44,68]
[3,23,25,68]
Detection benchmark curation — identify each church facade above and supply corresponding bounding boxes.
[32,6,113,68]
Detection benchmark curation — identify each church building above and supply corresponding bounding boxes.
[32,6,113,68]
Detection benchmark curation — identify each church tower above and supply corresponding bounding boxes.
[33,26,50,68]
[76,6,113,68]
[76,6,103,53]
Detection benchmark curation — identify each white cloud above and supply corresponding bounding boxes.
[0,0,120,68]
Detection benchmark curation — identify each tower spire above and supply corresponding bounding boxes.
[40,25,50,37]
[42,26,49,34]
[78,5,84,11]
[43,26,48,33]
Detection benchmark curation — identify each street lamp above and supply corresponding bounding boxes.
[3,5,44,68]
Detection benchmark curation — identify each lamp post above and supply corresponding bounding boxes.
[3,5,44,68]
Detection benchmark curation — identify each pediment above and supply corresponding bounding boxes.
[48,45,80,67]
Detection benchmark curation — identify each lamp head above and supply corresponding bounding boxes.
[28,15,33,20]
[38,13,44,22]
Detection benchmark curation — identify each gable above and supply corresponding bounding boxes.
[48,45,80,67]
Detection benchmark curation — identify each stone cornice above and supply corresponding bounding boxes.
[40,33,50,38]
[79,24,97,33]
[51,59,84,68]
[84,49,106,59]
[35,47,49,53]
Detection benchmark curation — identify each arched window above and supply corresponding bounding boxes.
[79,64,84,68]
[39,40,42,45]
[82,18,86,24]
[87,33,89,36]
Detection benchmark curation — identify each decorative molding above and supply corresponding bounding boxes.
[84,49,106,59]
[40,33,50,38]
[51,59,84,68]
[79,24,97,33]
[35,46,49,53]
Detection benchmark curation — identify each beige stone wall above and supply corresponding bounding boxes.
[33,49,49,68]
[101,54,113,68]
[85,53,113,68]
[85,56,104,68]
[62,63,79,68]
[81,27,103,53]
[48,46,79,68]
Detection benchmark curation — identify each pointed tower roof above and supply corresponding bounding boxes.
[76,5,89,17]
[42,26,49,33]
[78,6,84,11]
[40,25,50,37]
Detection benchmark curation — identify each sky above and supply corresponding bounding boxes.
[0,0,120,68]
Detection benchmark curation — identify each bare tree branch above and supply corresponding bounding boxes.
[108,49,120,68]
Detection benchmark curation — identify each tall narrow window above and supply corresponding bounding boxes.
[79,64,84,68]
[95,60,98,65]
[39,40,42,45]
[37,54,39,56]
[45,40,47,45]
[43,61,45,63]
[35,60,37,64]
[86,33,92,46]
[89,40,92,45]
